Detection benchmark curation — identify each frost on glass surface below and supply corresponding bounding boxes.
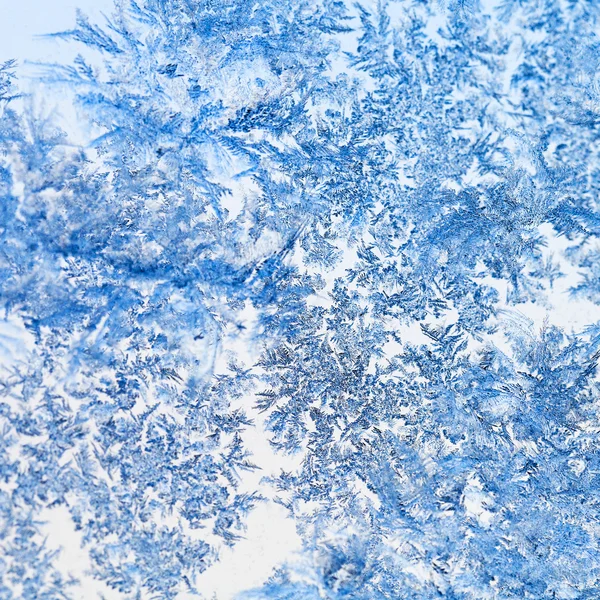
[2,0,600,598]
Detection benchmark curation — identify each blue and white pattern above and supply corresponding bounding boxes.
[2,0,600,598]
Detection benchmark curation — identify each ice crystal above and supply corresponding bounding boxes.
[2,1,600,598]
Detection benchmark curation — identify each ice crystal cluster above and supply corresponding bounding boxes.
[2,0,600,598]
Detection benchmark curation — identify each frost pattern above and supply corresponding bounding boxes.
[2,1,600,598]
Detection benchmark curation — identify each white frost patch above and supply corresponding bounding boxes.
[0,315,35,369]
[39,504,120,599]
[462,477,495,528]
[194,501,301,600]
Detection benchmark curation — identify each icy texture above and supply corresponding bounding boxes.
[2,1,600,598]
